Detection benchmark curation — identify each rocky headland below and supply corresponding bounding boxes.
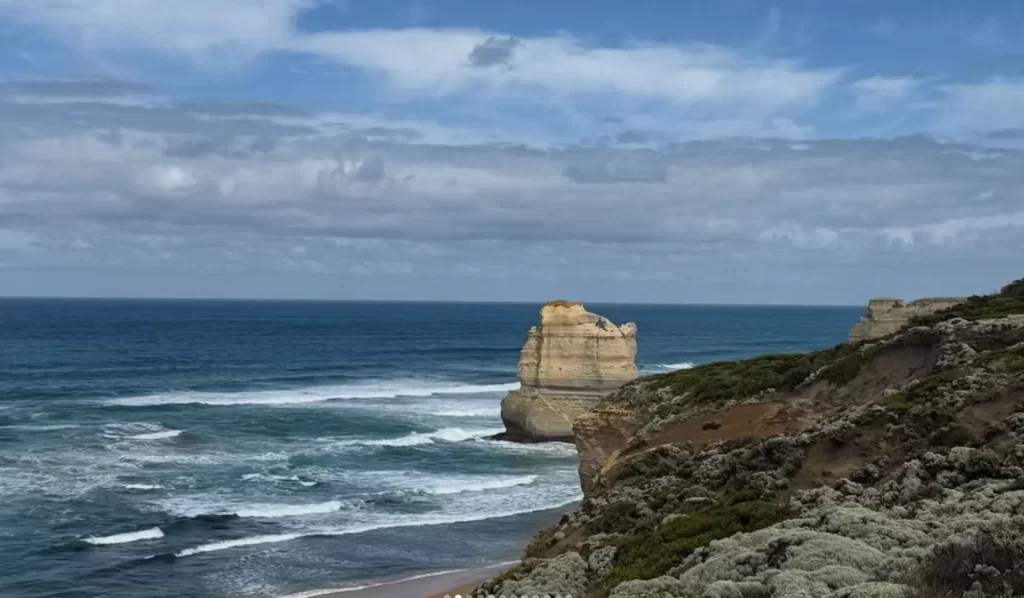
[496,300,637,442]
[849,297,967,344]
[473,279,1024,598]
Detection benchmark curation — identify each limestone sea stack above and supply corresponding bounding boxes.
[496,300,637,442]
[848,296,966,343]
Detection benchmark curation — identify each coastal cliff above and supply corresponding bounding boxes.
[498,301,637,442]
[476,279,1024,598]
[849,297,966,343]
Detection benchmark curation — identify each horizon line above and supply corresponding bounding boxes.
[0,295,864,308]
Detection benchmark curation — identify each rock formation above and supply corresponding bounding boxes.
[498,300,637,442]
[849,296,966,343]
[475,278,1024,598]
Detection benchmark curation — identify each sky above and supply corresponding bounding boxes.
[0,0,1022,304]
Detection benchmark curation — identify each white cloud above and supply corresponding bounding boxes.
[940,78,1024,132]
[0,1,841,118]
[852,75,920,112]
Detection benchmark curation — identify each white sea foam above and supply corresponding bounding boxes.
[472,438,579,456]
[660,361,696,370]
[129,429,183,440]
[84,527,164,545]
[331,427,505,448]
[421,475,537,495]
[105,380,520,407]
[175,497,577,557]
[232,501,343,518]
[120,483,164,490]
[5,424,82,431]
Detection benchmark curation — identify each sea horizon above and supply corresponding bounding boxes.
[0,295,866,308]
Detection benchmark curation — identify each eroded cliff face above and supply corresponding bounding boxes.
[499,301,637,442]
[849,297,966,343]
[477,279,1024,598]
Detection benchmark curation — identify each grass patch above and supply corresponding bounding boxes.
[888,370,960,414]
[605,500,788,587]
[646,346,851,409]
[910,278,1024,327]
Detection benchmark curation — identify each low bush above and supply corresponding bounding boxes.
[907,530,1024,598]
[910,279,1024,327]
[605,500,788,588]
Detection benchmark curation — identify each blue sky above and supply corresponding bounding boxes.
[0,0,1022,303]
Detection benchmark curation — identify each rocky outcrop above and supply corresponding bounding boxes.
[476,278,1024,598]
[498,301,637,442]
[849,297,966,343]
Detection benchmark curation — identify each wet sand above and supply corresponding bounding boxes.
[300,562,510,598]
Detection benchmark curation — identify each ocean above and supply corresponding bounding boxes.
[0,299,861,598]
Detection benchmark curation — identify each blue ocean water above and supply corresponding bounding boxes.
[0,299,862,598]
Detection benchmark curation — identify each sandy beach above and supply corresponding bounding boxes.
[282,562,512,598]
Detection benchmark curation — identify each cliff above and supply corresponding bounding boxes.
[498,301,637,442]
[849,296,966,343]
[475,279,1024,598]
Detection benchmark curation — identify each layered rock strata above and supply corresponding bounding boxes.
[497,300,637,442]
[849,296,966,343]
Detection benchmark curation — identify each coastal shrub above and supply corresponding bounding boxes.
[646,351,831,407]
[909,278,1024,327]
[887,370,960,414]
[907,531,1024,598]
[605,500,789,588]
[980,343,1024,373]
[820,351,874,386]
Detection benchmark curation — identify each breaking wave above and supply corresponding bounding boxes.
[84,527,164,546]
[174,499,574,558]
[331,427,505,448]
[105,380,519,407]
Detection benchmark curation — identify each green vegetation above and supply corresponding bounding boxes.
[908,531,1024,598]
[605,500,789,588]
[646,347,851,409]
[910,279,1024,327]
[819,346,880,386]
[980,343,1024,374]
[888,370,960,414]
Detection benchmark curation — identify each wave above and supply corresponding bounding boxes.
[129,429,183,440]
[84,527,164,546]
[241,473,317,487]
[471,438,579,456]
[120,483,164,490]
[233,500,344,518]
[660,361,696,370]
[422,475,537,496]
[4,424,81,431]
[174,499,575,558]
[429,406,501,417]
[105,380,519,407]
[331,427,505,448]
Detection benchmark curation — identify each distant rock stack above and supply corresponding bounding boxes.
[849,297,967,343]
[496,300,637,442]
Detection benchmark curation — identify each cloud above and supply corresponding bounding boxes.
[562,152,669,184]
[939,78,1024,132]
[0,1,842,119]
[0,79,153,97]
[616,130,648,144]
[2,94,1022,301]
[467,35,522,68]
[988,127,1024,140]
[851,75,920,112]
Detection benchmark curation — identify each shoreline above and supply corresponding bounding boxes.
[276,561,514,598]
